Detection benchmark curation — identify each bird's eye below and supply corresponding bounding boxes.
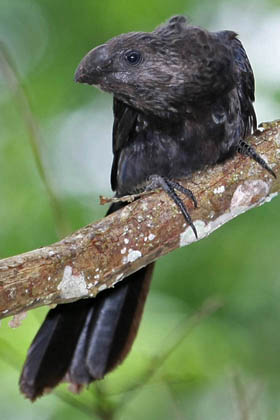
[124,50,142,65]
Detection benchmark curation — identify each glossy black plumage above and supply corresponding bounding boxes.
[20,203,153,400]
[20,15,274,400]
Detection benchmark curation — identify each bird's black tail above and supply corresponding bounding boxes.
[19,203,154,400]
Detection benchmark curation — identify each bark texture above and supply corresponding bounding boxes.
[0,121,279,320]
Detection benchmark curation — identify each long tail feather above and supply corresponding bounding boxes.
[20,202,153,400]
[19,300,93,400]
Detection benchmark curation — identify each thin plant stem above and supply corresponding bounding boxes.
[0,41,69,238]
[115,297,224,413]
[54,390,98,419]
[94,383,117,420]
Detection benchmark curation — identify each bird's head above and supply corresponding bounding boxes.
[75,16,236,118]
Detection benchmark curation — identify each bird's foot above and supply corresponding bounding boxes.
[238,140,276,178]
[145,175,198,238]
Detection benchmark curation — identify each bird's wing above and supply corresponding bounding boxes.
[111,97,138,191]
[231,36,257,134]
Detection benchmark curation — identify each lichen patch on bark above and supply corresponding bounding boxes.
[231,179,270,209]
[58,266,88,299]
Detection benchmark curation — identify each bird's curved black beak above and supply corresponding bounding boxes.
[74,44,110,85]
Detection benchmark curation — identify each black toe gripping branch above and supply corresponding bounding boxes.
[238,140,276,178]
[146,175,198,239]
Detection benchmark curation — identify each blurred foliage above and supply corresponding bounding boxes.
[0,0,280,419]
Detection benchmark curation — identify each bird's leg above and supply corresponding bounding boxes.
[238,140,276,178]
[145,175,198,238]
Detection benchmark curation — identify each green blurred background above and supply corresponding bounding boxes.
[1,0,280,419]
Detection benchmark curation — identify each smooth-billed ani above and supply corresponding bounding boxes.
[20,15,275,400]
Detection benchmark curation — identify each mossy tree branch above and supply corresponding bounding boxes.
[0,121,279,320]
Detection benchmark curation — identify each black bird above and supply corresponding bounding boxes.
[20,16,275,400]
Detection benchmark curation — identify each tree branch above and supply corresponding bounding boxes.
[1,120,280,320]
